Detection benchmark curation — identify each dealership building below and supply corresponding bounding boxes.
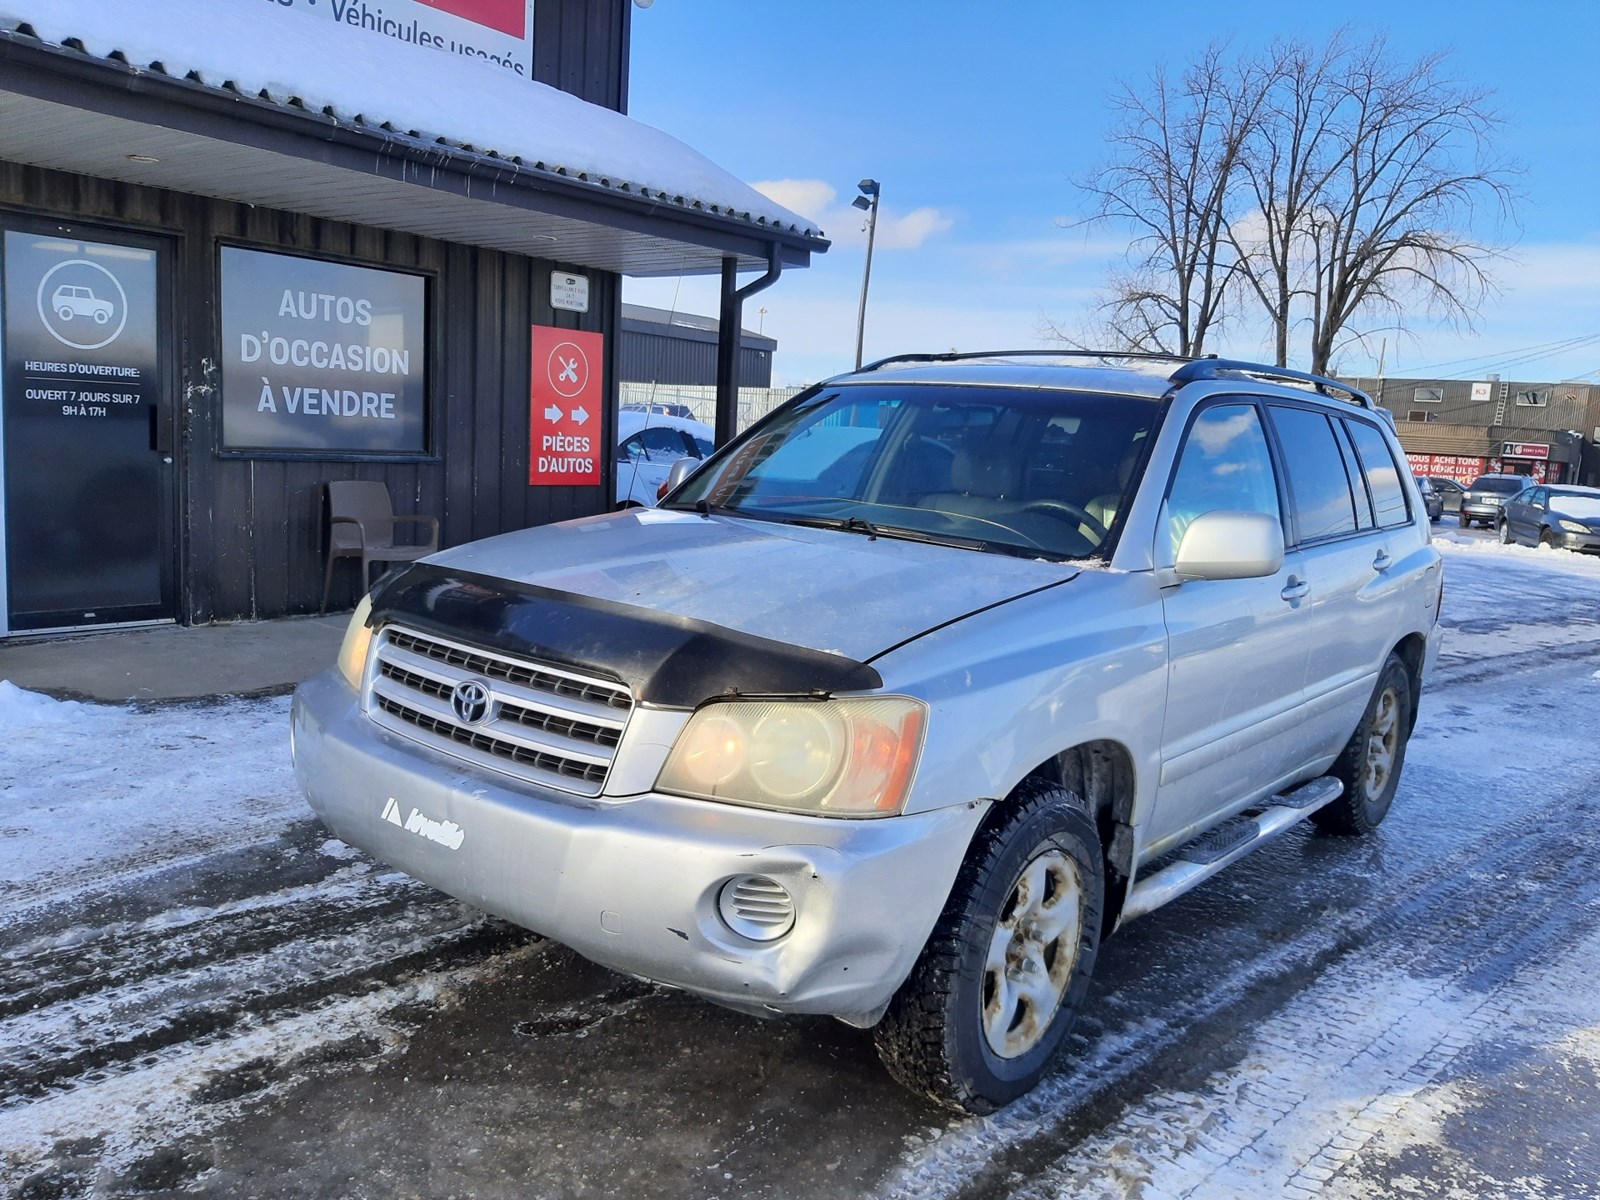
[1342,375,1600,487]
[0,0,826,635]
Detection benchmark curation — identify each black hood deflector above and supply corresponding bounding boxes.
[369,564,883,708]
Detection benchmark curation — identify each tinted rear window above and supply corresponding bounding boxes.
[1345,419,1410,526]
[1269,406,1357,541]
[1472,477,1526,494]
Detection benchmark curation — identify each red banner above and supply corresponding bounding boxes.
[416,0,526,37]
[529,326,603,487]
[1404,453,1486,484]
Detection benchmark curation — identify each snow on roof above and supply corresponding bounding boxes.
[0,0,821,240]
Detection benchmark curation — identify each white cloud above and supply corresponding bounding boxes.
[752,179,954,250]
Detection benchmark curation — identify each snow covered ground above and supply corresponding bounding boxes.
[1,534,1597,1198]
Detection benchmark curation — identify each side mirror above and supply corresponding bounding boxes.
[1173,510,1285,582]
[658,456,699,503]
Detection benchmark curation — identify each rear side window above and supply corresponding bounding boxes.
[1344,419,1410,527]
[1268,406,1357,541]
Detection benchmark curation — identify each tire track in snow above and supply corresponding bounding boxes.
[1000,835,1600,1198]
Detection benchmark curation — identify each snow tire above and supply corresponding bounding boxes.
[872,778,1104,1113]
[1314,653,1412,836]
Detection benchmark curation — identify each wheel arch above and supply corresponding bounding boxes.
[1392,632,1428,736]
[1016,740,1137,937]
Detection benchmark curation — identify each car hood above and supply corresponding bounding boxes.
[428,508,1078,662]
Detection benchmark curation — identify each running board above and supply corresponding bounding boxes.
[1120,777,1343,923]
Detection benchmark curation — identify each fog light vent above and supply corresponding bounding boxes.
[718,875,795,942]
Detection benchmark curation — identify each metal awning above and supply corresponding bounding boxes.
[0,30,828,276]
[1391,423,1498,457]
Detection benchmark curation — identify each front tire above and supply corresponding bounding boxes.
[1314,653,1412,836]
[873,779,1104,1113]
[1539,527,1557,549]
[1498,519,1512,544]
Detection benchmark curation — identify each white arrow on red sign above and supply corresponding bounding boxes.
[543,404,563,422]
[572,406,589,425]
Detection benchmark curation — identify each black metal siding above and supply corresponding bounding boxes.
[619,333,773,389]
[0,158,618,623]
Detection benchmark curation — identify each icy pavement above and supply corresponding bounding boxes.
[1,535,1598,1198]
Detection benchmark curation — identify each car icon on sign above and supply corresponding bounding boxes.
[52,284,114,324]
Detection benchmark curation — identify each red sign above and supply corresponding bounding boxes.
[417,0,526,37]
[529,326,603,487]
[1404,453,1486,484]
[1502,442,1549,460]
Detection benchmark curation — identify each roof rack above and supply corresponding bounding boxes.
[857,349,1212,372]
[1167,359,1374,409]
[850,350,1375,412]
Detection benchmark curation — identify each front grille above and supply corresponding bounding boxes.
[366,625,634,796]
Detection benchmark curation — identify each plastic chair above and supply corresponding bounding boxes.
[320,481,440,613]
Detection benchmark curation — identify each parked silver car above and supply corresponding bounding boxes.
[1458,473,1527,527]
[1419,475,1465,517]
[293,352,1443,1111]
[1496,483,1600,552]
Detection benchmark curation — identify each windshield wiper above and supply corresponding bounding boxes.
[841,516,879,540]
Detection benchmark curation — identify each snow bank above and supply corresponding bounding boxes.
[0,688,306,908]
[0,0,816,235]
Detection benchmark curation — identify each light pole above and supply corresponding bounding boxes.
[852,178,879,370]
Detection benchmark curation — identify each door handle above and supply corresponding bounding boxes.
[1280,577,1310,602]
[1373,551,1392,572]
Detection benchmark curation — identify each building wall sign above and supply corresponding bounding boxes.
[265,0,536,78]
[550,271,590,314]
[1503,442,1550,460]
[529,325,602,485]
[1405,453,1487,483]
[220,248,428,455]
[1470,381,1493,402]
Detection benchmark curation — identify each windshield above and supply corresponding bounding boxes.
[666,383,1159,560]
[1550,492,1600,519]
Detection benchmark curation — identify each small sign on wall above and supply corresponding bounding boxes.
[550,271,590,313]
[529,325,602,486]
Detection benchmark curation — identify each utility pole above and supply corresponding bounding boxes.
[852,179,880,370]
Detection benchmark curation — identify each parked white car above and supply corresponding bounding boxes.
[294,352,1443,1112]
[615,410,714,508]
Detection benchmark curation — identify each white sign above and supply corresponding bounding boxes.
[1471,381,1493,402]
[267,0,536,80]
[550,271,590,314]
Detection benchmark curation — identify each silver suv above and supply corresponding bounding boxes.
[293,352,1443,1111]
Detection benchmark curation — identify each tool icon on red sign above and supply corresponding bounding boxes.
[546,341,589,399]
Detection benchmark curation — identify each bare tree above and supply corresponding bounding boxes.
[1299,39,1515,374]
[1075,35,1515,372]
[1224,35,1352,367]
[1073,44,1262,356]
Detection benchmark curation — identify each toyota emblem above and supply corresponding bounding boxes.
[450,680,492,725]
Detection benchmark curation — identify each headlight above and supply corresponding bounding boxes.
[657,697,926,817]
[1558,520,1586,534]
[336,593,375,690]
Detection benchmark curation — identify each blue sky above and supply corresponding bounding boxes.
[625,0,1600,387]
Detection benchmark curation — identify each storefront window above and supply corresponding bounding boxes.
[219,247,429,456]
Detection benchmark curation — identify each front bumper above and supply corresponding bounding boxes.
[1557,529,1600,553]
[291,671,980,1023]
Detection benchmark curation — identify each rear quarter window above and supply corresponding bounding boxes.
[1345,419,1411,527]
